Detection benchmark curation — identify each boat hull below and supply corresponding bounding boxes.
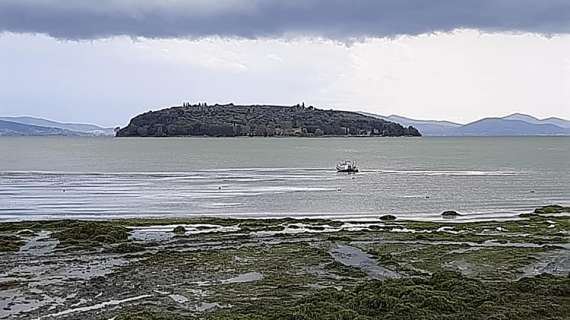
[336,160,359,173]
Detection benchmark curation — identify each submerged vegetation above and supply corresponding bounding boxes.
[0,206,568,319]
[53,221,129,248]
[0,235,23,252]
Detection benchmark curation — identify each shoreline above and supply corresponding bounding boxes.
[0,207,557,224]
[0,205,568,319]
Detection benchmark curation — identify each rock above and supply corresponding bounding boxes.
[519,213,538,218]
[534,205,568,214]
[379,215,397,221]
[173,226,186,234]
[442,210,461,217]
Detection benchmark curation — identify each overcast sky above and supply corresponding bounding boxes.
[0,0,569,127]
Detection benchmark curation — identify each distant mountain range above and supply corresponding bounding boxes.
[501,113,570,128]
[362,113,570,136]
[0,117,114,136]
[0,120,84,136]
[2,112,569,137]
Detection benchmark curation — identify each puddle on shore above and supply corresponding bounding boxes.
[329,244,400,280]
[352,239,549,249]
[220,272,263,284]
[190,272,264,287]
[129,225,240,241]
[131,222,479,240]
[445,260,478,277]
[0,289,66,320]
[195,302,223,312]
[169,294,189,304]
[30,294,152,320]
[522,249,570,277]
[448,247,484,254]
[253,223,473,237]
[5,256,128,287]
[0,253,128,319]
[18,231,58,256]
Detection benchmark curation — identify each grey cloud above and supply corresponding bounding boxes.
[1,0,570,40]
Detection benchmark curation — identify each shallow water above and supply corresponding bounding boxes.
[30,294,152,320]
[329,244,400,279]
[221,272,263,284]
[1,136,569,221]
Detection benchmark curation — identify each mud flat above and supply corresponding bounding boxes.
[0,206,569,319]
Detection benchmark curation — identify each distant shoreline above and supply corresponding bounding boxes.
[2,135,569,138]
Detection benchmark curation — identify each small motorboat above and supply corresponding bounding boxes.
[336,160,359,173]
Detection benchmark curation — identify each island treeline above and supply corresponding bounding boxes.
[116,103,421,137]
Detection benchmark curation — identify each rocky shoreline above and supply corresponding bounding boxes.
[0,206,568,319]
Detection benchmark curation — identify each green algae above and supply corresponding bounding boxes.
[113,217,343,228]
[116,311,189,320]
[0,235,23,252]
[357,240,559,280]
[53,221,129,248]
[534,205,570,214]
[205,272,570,320]
[115,272,570,320]
[107,242,146,254]
[173,226,187,234]
[1,206,568,320]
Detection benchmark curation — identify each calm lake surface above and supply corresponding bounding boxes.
[0,137,568,221]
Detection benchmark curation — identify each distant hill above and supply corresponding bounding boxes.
[449,118,570,136]
[0,116,114,136]
[502,113,570,129]
[361,113,461,136]
[362,112,570,136]
[0,120,83,136]
[117,104,421,137]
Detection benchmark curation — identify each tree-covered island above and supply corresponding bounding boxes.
[116,103,421,137]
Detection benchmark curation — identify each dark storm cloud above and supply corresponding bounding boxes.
[1,0,569,40]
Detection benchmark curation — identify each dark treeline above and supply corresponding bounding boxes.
[116,103,421,137]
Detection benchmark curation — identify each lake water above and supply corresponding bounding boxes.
[0,137,568,222]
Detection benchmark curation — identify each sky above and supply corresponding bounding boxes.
[0,1,569,127]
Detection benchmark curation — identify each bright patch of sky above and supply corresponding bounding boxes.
[0,30,568,127]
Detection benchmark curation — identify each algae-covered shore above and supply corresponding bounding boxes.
[0,206,569,319]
